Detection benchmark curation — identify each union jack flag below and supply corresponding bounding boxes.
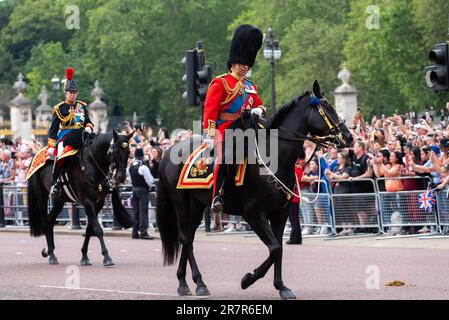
[417,189,436,213]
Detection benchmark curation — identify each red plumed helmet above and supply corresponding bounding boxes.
[64,68,78,92]
[66,68,75,80]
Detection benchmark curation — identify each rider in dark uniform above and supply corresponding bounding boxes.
[202,24,265,215]
[47,68,94,194]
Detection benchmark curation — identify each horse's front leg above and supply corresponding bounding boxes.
[239,212,276,290]
[240,210,295,299]
[80,223,93,266]
[80,200,105,266]
[176,245,191,296]
[82,199,114,267]
[43,199,65,265]
[270,209,296,300]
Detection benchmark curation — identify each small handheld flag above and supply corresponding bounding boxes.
[417,187,436,213]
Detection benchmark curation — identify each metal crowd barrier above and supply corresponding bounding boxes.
[299,180,334,235]
[330,178,380,235]
[1,176,448,238]
[376,177,436,235]
[0,182,158,228]
[0,184,5,228]
[436,187,449,234]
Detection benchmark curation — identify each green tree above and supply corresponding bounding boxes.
[1,0,71,62]
[231,0,351,112]
[344,0,449,116]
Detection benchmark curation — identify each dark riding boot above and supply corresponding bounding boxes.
[211,164,226,215]
[50,164,63,195]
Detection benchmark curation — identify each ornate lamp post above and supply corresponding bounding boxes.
[51,75,60,106]
[263,27,282,114]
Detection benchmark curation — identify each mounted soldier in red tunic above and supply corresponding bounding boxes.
[47,68,94,195]
[202,24,266,215]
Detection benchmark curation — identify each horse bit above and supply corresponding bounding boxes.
[79,138,129,192]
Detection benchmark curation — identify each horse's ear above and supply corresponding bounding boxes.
[313,80,323,99]
[127,130,135,141]
[113,128,119,141]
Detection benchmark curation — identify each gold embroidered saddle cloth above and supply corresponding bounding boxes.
[176,144,247,189]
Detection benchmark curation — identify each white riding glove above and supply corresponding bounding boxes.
[251,107,264,117]
[47,147,55,156]
[203,134,215,150]
[85,127,92,134]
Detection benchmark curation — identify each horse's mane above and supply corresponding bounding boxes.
[267,92,310,129]
[95,132,113,144]
[87,132,113,149]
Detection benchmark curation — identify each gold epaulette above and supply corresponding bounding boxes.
[52,101,65,115]
[53,102,75,123]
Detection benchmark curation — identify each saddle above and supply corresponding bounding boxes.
[25,146,79,181]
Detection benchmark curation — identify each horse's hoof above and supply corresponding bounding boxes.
[195,286,210,296]
[241,273,254,290]
[279,288,296,300]
[49,257,59,265]
[103,259,115,267]
[80,259,92,266]
[41,248,48,258]
[177,285,192,296]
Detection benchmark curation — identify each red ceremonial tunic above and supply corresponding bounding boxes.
[203,72,265,142]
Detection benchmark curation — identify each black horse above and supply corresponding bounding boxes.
[28,130,135,267]
[156,81,353,299]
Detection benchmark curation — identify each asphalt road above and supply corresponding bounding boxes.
[0,230,448,300]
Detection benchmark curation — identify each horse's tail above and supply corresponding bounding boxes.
[111,188,135,229]
[27,175,47,237]
[156,176,180,266]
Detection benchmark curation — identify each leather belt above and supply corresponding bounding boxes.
[219,113,240,121]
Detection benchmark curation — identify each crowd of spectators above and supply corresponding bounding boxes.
[0,123,184,185]
[0,136,42,185]
[0,121,198,189]
[299,102,449,236]
[118,121,194,181]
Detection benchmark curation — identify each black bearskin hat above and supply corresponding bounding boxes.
[64,68,78,92]
[227,24,263,70]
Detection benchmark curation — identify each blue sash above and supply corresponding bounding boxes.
[216,80,252,127]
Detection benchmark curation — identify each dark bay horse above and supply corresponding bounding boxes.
[28,130,135,267]
[156,81,353,299]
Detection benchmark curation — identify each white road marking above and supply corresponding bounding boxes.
[221,248,228,250]
[153,249,160,252]
[16,252,24,255]
[38,285,199,298]
[120,250,127,253]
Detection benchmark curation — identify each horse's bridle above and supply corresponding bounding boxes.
[316,97,348,148]
[277,95,347,150]
[254,95,350,204]
[80,138,129,191]
[106,139,129,187]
